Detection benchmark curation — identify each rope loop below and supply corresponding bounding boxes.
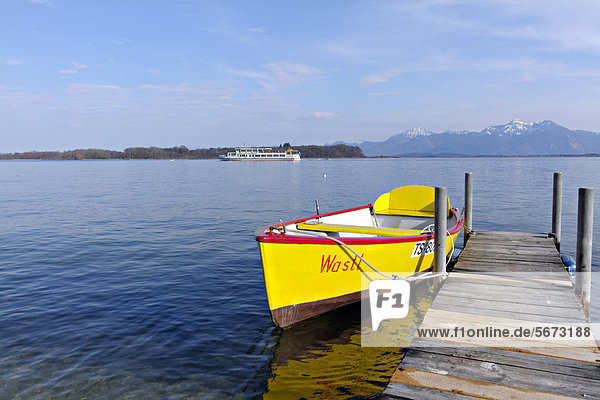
[287,228,452,281]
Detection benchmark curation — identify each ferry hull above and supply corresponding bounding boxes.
[257,232,458,329]
[218,147,300,161]
[218,156,299,161]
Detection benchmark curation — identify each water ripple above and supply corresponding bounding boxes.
[0,158,598,399]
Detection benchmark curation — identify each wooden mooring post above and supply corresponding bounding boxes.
[575,187,594,317]
[464,172,473,247]
[552,172,562,250]
[434,187,447,274]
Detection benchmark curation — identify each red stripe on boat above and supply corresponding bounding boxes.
[255,207,464,245]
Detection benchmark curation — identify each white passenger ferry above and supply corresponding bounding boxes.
[219,147,301,161]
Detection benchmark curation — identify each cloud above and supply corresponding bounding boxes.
[370,91,403,96]
[58,61,88,75]
[136,84,237,101]
[108,38,130,45]
[313,112,338,119]
[179,1,267,46]
[226,61,324,91]
[364,56,598,85]
[475,1,600,53]
[321,44,371,64]
[420,55,600,79]
[0,82,243,122]
[26,0,54,6]
[385,0,600,54]
[64,83,129,101]
[0,58,24,66]
[365,68,404,83]
[263,61,322,87]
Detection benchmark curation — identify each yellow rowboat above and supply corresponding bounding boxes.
[254,185,463,329]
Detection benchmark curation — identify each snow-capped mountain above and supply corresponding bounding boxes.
[480,119,534,136]
[391,127,435,140]
[358,120,600,156]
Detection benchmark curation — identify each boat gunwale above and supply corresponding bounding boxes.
[254,205,463,245]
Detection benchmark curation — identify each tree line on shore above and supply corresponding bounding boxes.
[0,144,364,160]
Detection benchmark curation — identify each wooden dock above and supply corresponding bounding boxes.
[383,230,600,399]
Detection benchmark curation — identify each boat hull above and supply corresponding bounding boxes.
[256,226,459,329]
[218,156,299,161]
[218,147,300,161]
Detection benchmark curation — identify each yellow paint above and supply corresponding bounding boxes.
[373,185,450,217]
[259,233,458,311]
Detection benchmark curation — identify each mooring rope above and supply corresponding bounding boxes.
[420,224,455,268]
[287,228,450,281]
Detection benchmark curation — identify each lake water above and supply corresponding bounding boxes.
[1,158,598,399]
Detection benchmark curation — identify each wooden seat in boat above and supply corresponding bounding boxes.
[296,221,422,237]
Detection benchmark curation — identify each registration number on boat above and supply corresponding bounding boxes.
[411,240,434,258]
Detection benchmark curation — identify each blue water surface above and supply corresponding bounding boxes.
[0,158,598,399]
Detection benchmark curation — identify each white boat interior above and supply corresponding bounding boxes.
[274,207,458,238]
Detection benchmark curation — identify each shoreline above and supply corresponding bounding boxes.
[1,154,599,161]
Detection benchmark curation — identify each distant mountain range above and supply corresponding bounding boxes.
[337,120,600,156]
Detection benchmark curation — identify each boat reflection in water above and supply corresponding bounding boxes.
[263,278,441,399]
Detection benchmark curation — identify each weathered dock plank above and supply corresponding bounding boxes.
[383,231,600,400]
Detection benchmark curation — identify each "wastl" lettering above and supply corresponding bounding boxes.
[320,253,364,273]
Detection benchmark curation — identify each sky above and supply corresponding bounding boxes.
[2,0,600,151]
